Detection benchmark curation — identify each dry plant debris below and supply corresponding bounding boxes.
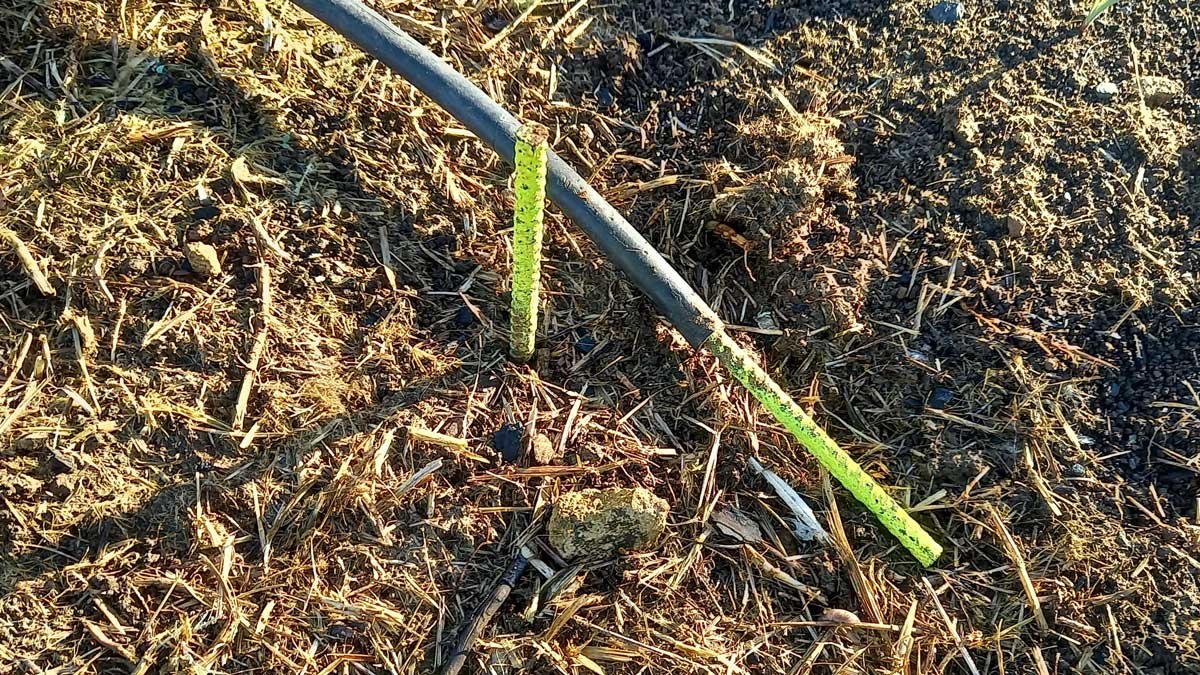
[1,0,1198,673]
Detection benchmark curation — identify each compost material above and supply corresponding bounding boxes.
[1,0,1197,672]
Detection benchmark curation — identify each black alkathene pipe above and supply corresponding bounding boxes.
[288,0,720,347]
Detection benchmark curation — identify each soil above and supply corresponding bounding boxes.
[1,0,1197,673]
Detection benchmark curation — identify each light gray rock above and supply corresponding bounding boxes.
[549,487,669,559]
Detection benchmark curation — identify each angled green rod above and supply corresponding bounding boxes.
[704,331,943,566]
[289,0,942,565]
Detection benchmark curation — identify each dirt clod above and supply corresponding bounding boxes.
[1138,75,1183,108]
[548,487,668,559]
[529,433,557,465]
[183,241,221,277]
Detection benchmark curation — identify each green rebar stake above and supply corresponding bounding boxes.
[704,329,943,566]
[509,122,549,363]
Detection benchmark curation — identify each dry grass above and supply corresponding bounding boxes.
[2,0,1199,673]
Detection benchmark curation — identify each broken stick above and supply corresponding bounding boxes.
[1,228,55,296]
[441,552,529,675]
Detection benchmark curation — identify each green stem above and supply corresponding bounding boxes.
[704,329,943,566]
[509,123,549,362]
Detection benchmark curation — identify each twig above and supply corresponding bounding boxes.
[539,0,587,48]
[251,213,291,260]
[84,620,136,663]
[922,576,981,675]
[93,239,115,303]
[1,227,56,296]
[408,423,468,451]
[893,599,918,664]
[142,281,226,346]
[668,34,778,71]
[0,56,59,101]
[372,429,396,477]
[0,379,43,436]
[440,552,529,675]
[987,506,1048,633]
[396,458,444,499]
[823,471,883,623]
[748,456,829,543]
[0,333,33,402]
[233,263,271,430]
[482,0,544,51]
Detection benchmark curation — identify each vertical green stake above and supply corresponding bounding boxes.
[509,123,549,363]
[704,329,943,566]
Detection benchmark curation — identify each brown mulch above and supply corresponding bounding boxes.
[1,0,1197,673]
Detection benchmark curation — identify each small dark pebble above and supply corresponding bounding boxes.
[427,233,455,251]
[1068,463,1086,477]
[596,83,615,109]
[764,9,778,33]
[928,1,965,23]
[193,205,220,222]
[575,334,597,354]
[928,386,954,410]
[1051,484,1077,497]
[326,623,356,642]
[454,305,475,327]
[48,451,76,473]
[477,371,501,390]
[481,10,508,32]
[493,424,524,463]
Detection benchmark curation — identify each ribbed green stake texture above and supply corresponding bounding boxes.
[509,123,549,362]
[704,329,943,566]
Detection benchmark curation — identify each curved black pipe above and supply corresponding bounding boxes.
[288,0,720,346]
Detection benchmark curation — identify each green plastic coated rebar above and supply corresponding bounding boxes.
[704,329,943,566]
[509,123,549,363]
